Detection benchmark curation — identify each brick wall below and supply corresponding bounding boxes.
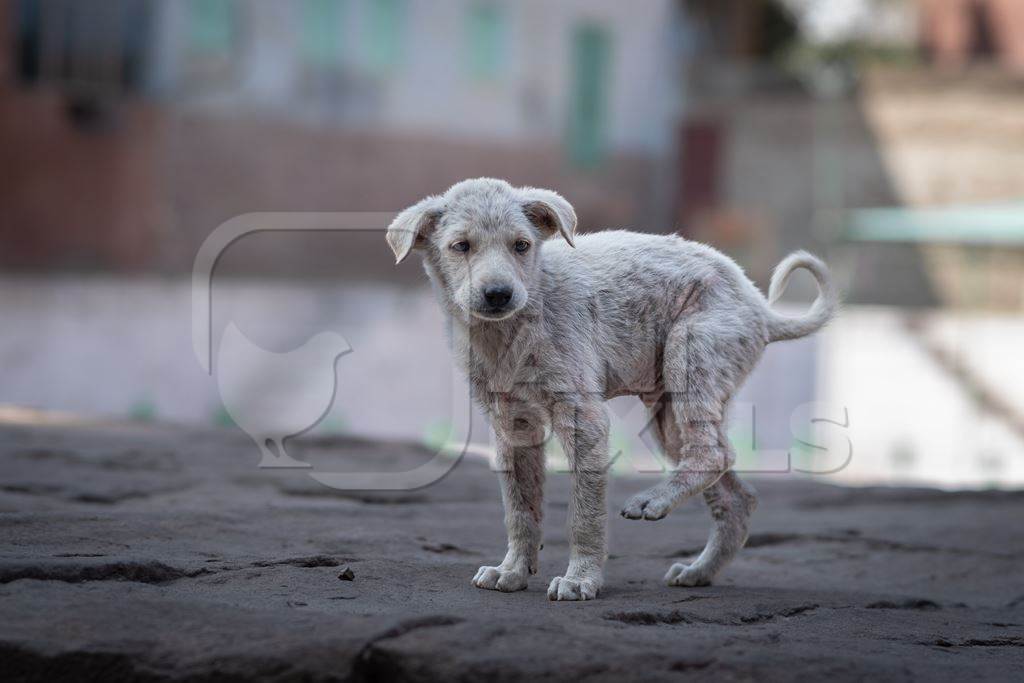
[0,86,659,274]
[0,88,166,271]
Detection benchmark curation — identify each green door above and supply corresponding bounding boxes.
[568,24,611,168]
[300,0,344,68]
[188,0,235,57]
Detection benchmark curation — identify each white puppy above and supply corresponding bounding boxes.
[387,178,837,600]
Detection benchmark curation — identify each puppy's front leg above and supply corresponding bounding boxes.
[472,418,545,593]
[548,400,608,601]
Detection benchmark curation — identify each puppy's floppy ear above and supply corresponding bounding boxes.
[518,187,577,247]
[386,195,446,264]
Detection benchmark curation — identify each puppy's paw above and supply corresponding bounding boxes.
[621,485,676,520]
[664,562,713,587]
[547,575,600,601]
[472,565,528,593]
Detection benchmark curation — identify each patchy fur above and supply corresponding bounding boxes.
[387,178,838,600]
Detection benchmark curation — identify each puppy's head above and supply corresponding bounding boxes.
[386,178,576,321]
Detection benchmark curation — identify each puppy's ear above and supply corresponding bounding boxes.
[519,187,577,247]
[386,195,445,264]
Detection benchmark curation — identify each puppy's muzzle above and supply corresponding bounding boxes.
[474,284,518,320]
[483,285,513,309]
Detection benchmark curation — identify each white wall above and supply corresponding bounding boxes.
[818,307,1024,489]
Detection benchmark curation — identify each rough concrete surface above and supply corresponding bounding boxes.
[1,420,1022,681]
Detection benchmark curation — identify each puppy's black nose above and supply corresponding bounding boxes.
[483,286,513,308]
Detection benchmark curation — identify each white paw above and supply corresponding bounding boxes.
[547,575,600,601]
[472,565,528,593]
[664,562,713,587]
[621,484,676,520]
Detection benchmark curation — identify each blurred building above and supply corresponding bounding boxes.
[5,0,1024,285]
[919,0,1024,72]
[0,0,687,273]
[1,0,1022,488]
[674,0,1024,308]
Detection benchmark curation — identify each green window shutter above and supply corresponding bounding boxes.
[300,0,344,67]
[188,0,234,56]
[365,0,405,72]
[466,1,504,81]
[568,24,611,168]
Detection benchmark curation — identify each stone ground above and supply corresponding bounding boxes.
[1,419,1022,682]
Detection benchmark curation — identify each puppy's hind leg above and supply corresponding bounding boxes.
[621,316,741,521]
[627,398,757,586]
[665,469,757,587]
[619,417,730,521]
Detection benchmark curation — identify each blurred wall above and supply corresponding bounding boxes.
[0,0,686,275]
[920,0,1024,72]
[2,0,1023,489]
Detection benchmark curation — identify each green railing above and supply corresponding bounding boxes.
[845,203,1024,246]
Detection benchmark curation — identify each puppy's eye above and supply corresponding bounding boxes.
[450,241,470,253]
[514,240,531,254]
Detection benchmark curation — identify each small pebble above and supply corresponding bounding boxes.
[338,567,355,581]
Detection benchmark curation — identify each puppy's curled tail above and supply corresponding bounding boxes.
[764,250,838,343]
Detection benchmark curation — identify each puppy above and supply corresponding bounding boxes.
[386,178,837,600]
